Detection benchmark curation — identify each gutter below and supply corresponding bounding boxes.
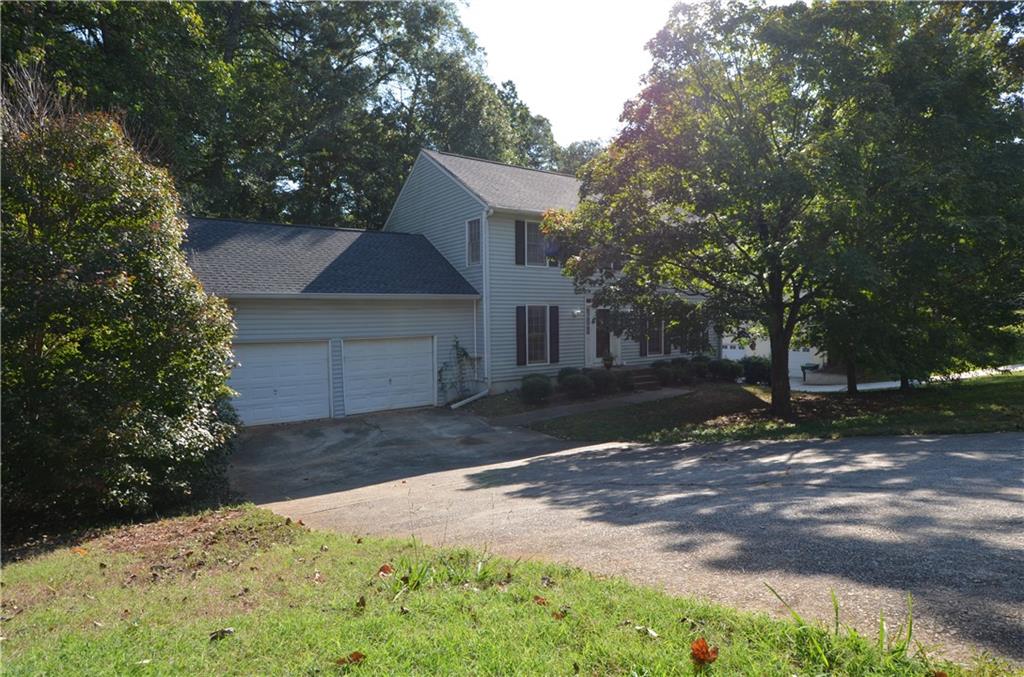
[449,388,489,410]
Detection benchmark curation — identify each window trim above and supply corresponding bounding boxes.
[466,218,481,266]
[521,220,560,268]
[525,303,550,365]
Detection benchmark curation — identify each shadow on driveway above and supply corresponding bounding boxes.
[229,408,571,503]
[463,433,1024,661]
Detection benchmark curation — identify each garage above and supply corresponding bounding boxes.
[229,342,331,425]
[343,336,435,415]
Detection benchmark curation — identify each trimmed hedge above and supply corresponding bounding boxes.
[557,367,581,385]
[740,356,772,385]
[709,358,743,381]
[615,370,636,392]
[562,373,595,399]
[589,369,617,395]
[521,374,553,404]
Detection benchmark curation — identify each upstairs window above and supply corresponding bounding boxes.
[466,218,481,265]
[526,221,546,266]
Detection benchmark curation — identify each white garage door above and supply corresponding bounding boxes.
[343,337,434,415]
[229,342,331,425]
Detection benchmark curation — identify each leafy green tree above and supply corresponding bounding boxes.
[555,139,605,175]
[1,1,565,229]
[801,2,1024,390]
[1,86,236,522]
[546,2,840,417]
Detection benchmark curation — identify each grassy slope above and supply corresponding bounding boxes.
[533,373,1024,444]
[2,507,1009,676]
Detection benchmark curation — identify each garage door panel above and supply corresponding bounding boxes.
[344,337,434,415]
[229,342,330,425]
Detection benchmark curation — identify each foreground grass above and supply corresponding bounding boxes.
[2,507,1009,676]
[533,373,1024,443]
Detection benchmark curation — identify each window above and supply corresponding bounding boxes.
[647,321,664,355]
[525,222,546,266]
[527,305,548,363]
[466,218,481,265]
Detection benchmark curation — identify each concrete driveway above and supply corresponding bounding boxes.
[230,412,1024,664]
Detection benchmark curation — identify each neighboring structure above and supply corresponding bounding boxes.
[187,149,800,425]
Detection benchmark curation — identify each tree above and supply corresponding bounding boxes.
[1,81,236,522]
[800,3,1024,391]
[1,1,565,229]
[555,139,605,175]
[546,2,840,417]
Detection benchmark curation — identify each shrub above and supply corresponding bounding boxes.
[520,374,553,404]
[673,365,697,386]
[683,361,708,381]
[708,358,743,381]
[615,370,636,392]
[650,359,670,369]
[588,369,617,395]
[670,357,690,367]
[562,373,595,399]
[1,106,236,523]
[653,366,672,386]
[690,353,712,363]
[740,356,772,385]
[557,367,581,385]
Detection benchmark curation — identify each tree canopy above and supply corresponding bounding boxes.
[1,1,568,227]
[1,85,237,521]
[546,1,1024,415]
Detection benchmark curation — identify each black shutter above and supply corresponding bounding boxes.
[639,318,648,357]
[663,322,671,355]
[516,305,527,365]
[515,220,526,265]
[549,306,559,363]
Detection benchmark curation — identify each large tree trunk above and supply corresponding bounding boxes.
[900,373,912,391]
[767,317,792,419]
[846,358,858,394]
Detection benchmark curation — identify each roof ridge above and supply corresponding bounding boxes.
[424,148,578,179]
[187,215,414,236]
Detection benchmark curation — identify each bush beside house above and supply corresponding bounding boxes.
[1,103,236,525]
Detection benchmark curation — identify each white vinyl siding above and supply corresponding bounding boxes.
[488,212,585,388]
[230,298,475,415]
[385,153,485,360]
[466,218,481,265]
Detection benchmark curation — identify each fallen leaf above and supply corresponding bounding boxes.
[313,570,324,585]
[399,606,410,615]
[931,672,949,677]
[690,637,719,666]
[209,627,235,641]
[135,659,151,665]
[533,595,548,606]
[378,564,395,578]
[297,520,305,526]
[355,537,363,544]
[92,620,104,628]
[541,576,555,587]
[635,625,658,639]
[552,611,566,620]
[355,595,366,610]
[233,587,250,598]
[72,546,88,557]
[335,651,365,666]
[98,562,107,569]
[320,544,329,552]
[285,518,292,525]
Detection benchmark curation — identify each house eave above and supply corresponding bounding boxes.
[222,292,481,301]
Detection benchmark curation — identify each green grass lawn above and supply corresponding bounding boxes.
[2,506,1010,676]
[533,373,1024,444]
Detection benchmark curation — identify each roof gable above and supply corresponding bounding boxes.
[185,218,478,297]
[422,149,581,213]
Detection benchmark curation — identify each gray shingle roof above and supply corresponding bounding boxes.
[185,217,478,297]
[423,149,581,213]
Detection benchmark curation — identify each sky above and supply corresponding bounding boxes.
[458,0,679,146]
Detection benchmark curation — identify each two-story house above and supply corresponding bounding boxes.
[185,150,705,426]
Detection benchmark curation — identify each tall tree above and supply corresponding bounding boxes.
[0,1,563,228]
[555,139,605,175]
[546,1,839,417]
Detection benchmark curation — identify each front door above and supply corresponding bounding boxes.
[596,309,611,360]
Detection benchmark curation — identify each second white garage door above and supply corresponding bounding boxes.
[343,336,435,415]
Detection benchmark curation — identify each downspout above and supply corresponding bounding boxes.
[482,206,493,389]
